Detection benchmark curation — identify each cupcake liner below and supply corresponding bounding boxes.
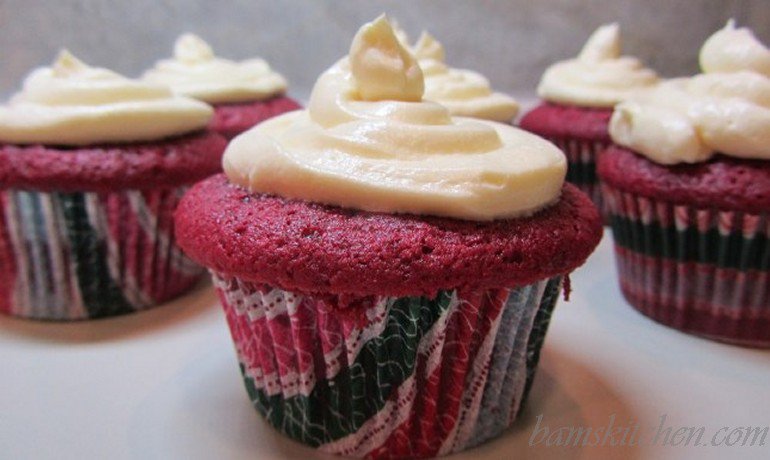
[0,188,205,320]
[603,184,770,346]
[544,136,611,218]
[213,272,563,458]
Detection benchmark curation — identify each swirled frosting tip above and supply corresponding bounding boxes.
[413,32,445,61]
[407,30,519,121]
[578,23,621,62]
[388,18,411,47]
[51,49,89,77]
[174,33,215,63]
[537,23,658,107]
[349,15,424,102]
[700,19,770,76]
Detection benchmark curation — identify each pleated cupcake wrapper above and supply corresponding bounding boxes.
[0,188,205,321]
[542,136,610,219]
[603,184,770,347]
[212,272,563,459]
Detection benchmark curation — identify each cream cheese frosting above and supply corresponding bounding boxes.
[0,51,212,146]
[411,32,519,122]
[537,24,659,108]
[223,15,566,221]
[143,34,288,104]
[609,21,770,164]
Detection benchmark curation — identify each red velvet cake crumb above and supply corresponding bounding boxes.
[175,174,603,301]
[0,131,227,192]
[598,146,770,214]
[211,96,302,139]
[519,102,613,142]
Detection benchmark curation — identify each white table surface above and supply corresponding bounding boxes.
[2,233,769,460]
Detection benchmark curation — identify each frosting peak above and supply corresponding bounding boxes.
[349,15,424,102]
[51,50,88,77]
[700,20,770,76]
[413,32,445,62]
[174,33,215,63]
[537,24,659,108]
[610,21,770,164]
[223,16,566,221]
[578,23,621,62]
[409,31,519,121]
[143,34,287,104]
[0,50,212,146]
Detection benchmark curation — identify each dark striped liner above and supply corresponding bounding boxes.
[603,183,770,347]
[542,137,610,220]
[212,272,563,458]
[0,188,204,320]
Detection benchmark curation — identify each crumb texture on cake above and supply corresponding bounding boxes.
[0,131,226,192]
[210,96,301,139]
[598,145,770,214]
[175,174,603,300]
[519,102,613,141]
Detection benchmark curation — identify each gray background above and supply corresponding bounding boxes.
[1,0,769,100]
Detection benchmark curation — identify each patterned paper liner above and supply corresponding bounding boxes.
[542,137,610,220]
[212,272,563,459]
[0,188,205,321]
[603,184,770,347]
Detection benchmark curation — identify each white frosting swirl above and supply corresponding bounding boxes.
[700,20,770,75]
[143,34,287,104]
[411,32,519,122]
[537,24,659,107]
[223,16,566,221]
[0,51,212,146]
[610,21,770,164]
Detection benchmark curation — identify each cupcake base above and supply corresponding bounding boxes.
[0,187,204,320]
[604,184,770,347]
[213,272,563,459]
[210,96,301,139]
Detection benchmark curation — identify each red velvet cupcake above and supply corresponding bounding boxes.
[599,21,770,347]
[0,51,227,320]
[175,17,602,458]
[520,24,658,215]
[143,34,300,139]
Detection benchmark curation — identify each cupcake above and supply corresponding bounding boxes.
[409,31,519,122]
[0,51,227,320]
[599,21,770,346]
[143,34,301,139]
[520,24,658,213]
[175,16,602,457]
